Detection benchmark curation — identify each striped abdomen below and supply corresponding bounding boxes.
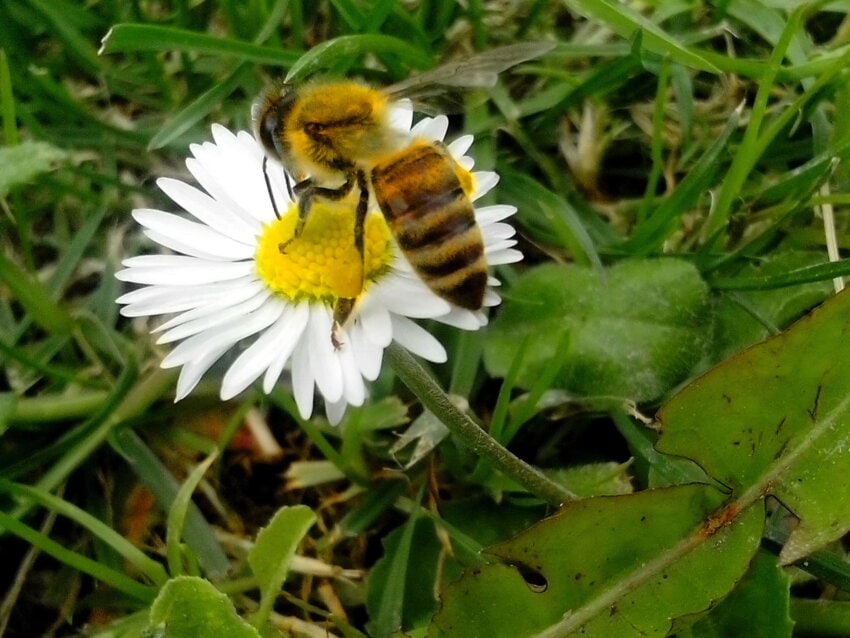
[371,143,487,310]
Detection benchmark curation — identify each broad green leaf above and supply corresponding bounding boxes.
[430,484,763,637]
[147,576,259,638]
[483,259,711,402]
[248,505,316,628]
[0,141,65,197]
[657,288,850,563]
[678,549,792,638]
[544,462,634,498]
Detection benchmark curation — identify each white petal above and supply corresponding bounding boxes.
[350,321,383,381]
[482,222,517,242]
[291,341,315,419]
[391,315,447,363]
[118,277,260,316]
[359,299,393,347]
[141,230,224,261]
[117,256,254,285]
[483,289,501,307]
[307,305,344,403]
[436,308,486,330]
[388,100,414,135]
[156,289,270,344]
[338,341,366,406]
[448,134,474,157]
[151,279,267,329]
[161,299,282,368]
[485,239,518,255]
[488,248,523,265]
[262,302,311,393]
[156,177,258,243]
[184,157,267,232]
[220,300,304,400]
[371,277,451,318]
[133,209,255,260]
[472,171,499,200]
[173,344,230,401]
[476,204,517,225]
[325,398,348,426]
[458,156,474,171]
[191,127,287,223]
[411,115,448,141]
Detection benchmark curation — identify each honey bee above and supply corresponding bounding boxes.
[252,42,554,345]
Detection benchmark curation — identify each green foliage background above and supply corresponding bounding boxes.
[3,0,850,636]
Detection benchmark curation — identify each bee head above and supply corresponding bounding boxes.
[252,83,297,165]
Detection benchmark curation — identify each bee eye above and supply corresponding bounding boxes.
[257,111,281,159]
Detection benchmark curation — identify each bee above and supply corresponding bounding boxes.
[252,42,554,345]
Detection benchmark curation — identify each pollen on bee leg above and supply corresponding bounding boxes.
[331,297,357,349]
[254,201,395,332]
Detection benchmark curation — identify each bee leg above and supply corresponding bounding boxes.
[330,170,370,348]
[278,173,356,254]
[331,298,356,350]
[352,169,370,288]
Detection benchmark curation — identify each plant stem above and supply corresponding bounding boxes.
[386,343,576,507]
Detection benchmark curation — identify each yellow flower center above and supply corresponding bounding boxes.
[255,201,394,303]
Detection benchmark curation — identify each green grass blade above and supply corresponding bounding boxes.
[711,259,850,291]
[700,5,808,241]
[625,105,741,254]
[100,23,300,66]
[285,34,433,82]
[166,453,218,577]
[372,491,422,638]
[24,0,102,74]
[110,428,230,578]
[0,250,73,335]
[1,359,139,506]
[0,49,19,146]
[147,62,252,150]
[0,479,169,586]
[0,509,156,603]
[565,0,720,72]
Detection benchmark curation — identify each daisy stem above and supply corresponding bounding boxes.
[386,343,577,507]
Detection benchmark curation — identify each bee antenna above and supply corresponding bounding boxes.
[284,170,295,201]
[262,156,281,220]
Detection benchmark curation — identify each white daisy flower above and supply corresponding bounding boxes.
[116,115,521,424]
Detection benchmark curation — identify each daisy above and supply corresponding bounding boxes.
[116,114,521,424]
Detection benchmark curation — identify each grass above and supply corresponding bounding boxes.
[2,1,850,636]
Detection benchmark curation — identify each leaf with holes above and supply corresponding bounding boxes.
[657,288,850,563]
[430,484,763,637]
[676,549,792,637]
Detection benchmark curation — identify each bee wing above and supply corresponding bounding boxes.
[385,41,555,97]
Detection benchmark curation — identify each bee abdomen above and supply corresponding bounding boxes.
[372,143,487,310]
